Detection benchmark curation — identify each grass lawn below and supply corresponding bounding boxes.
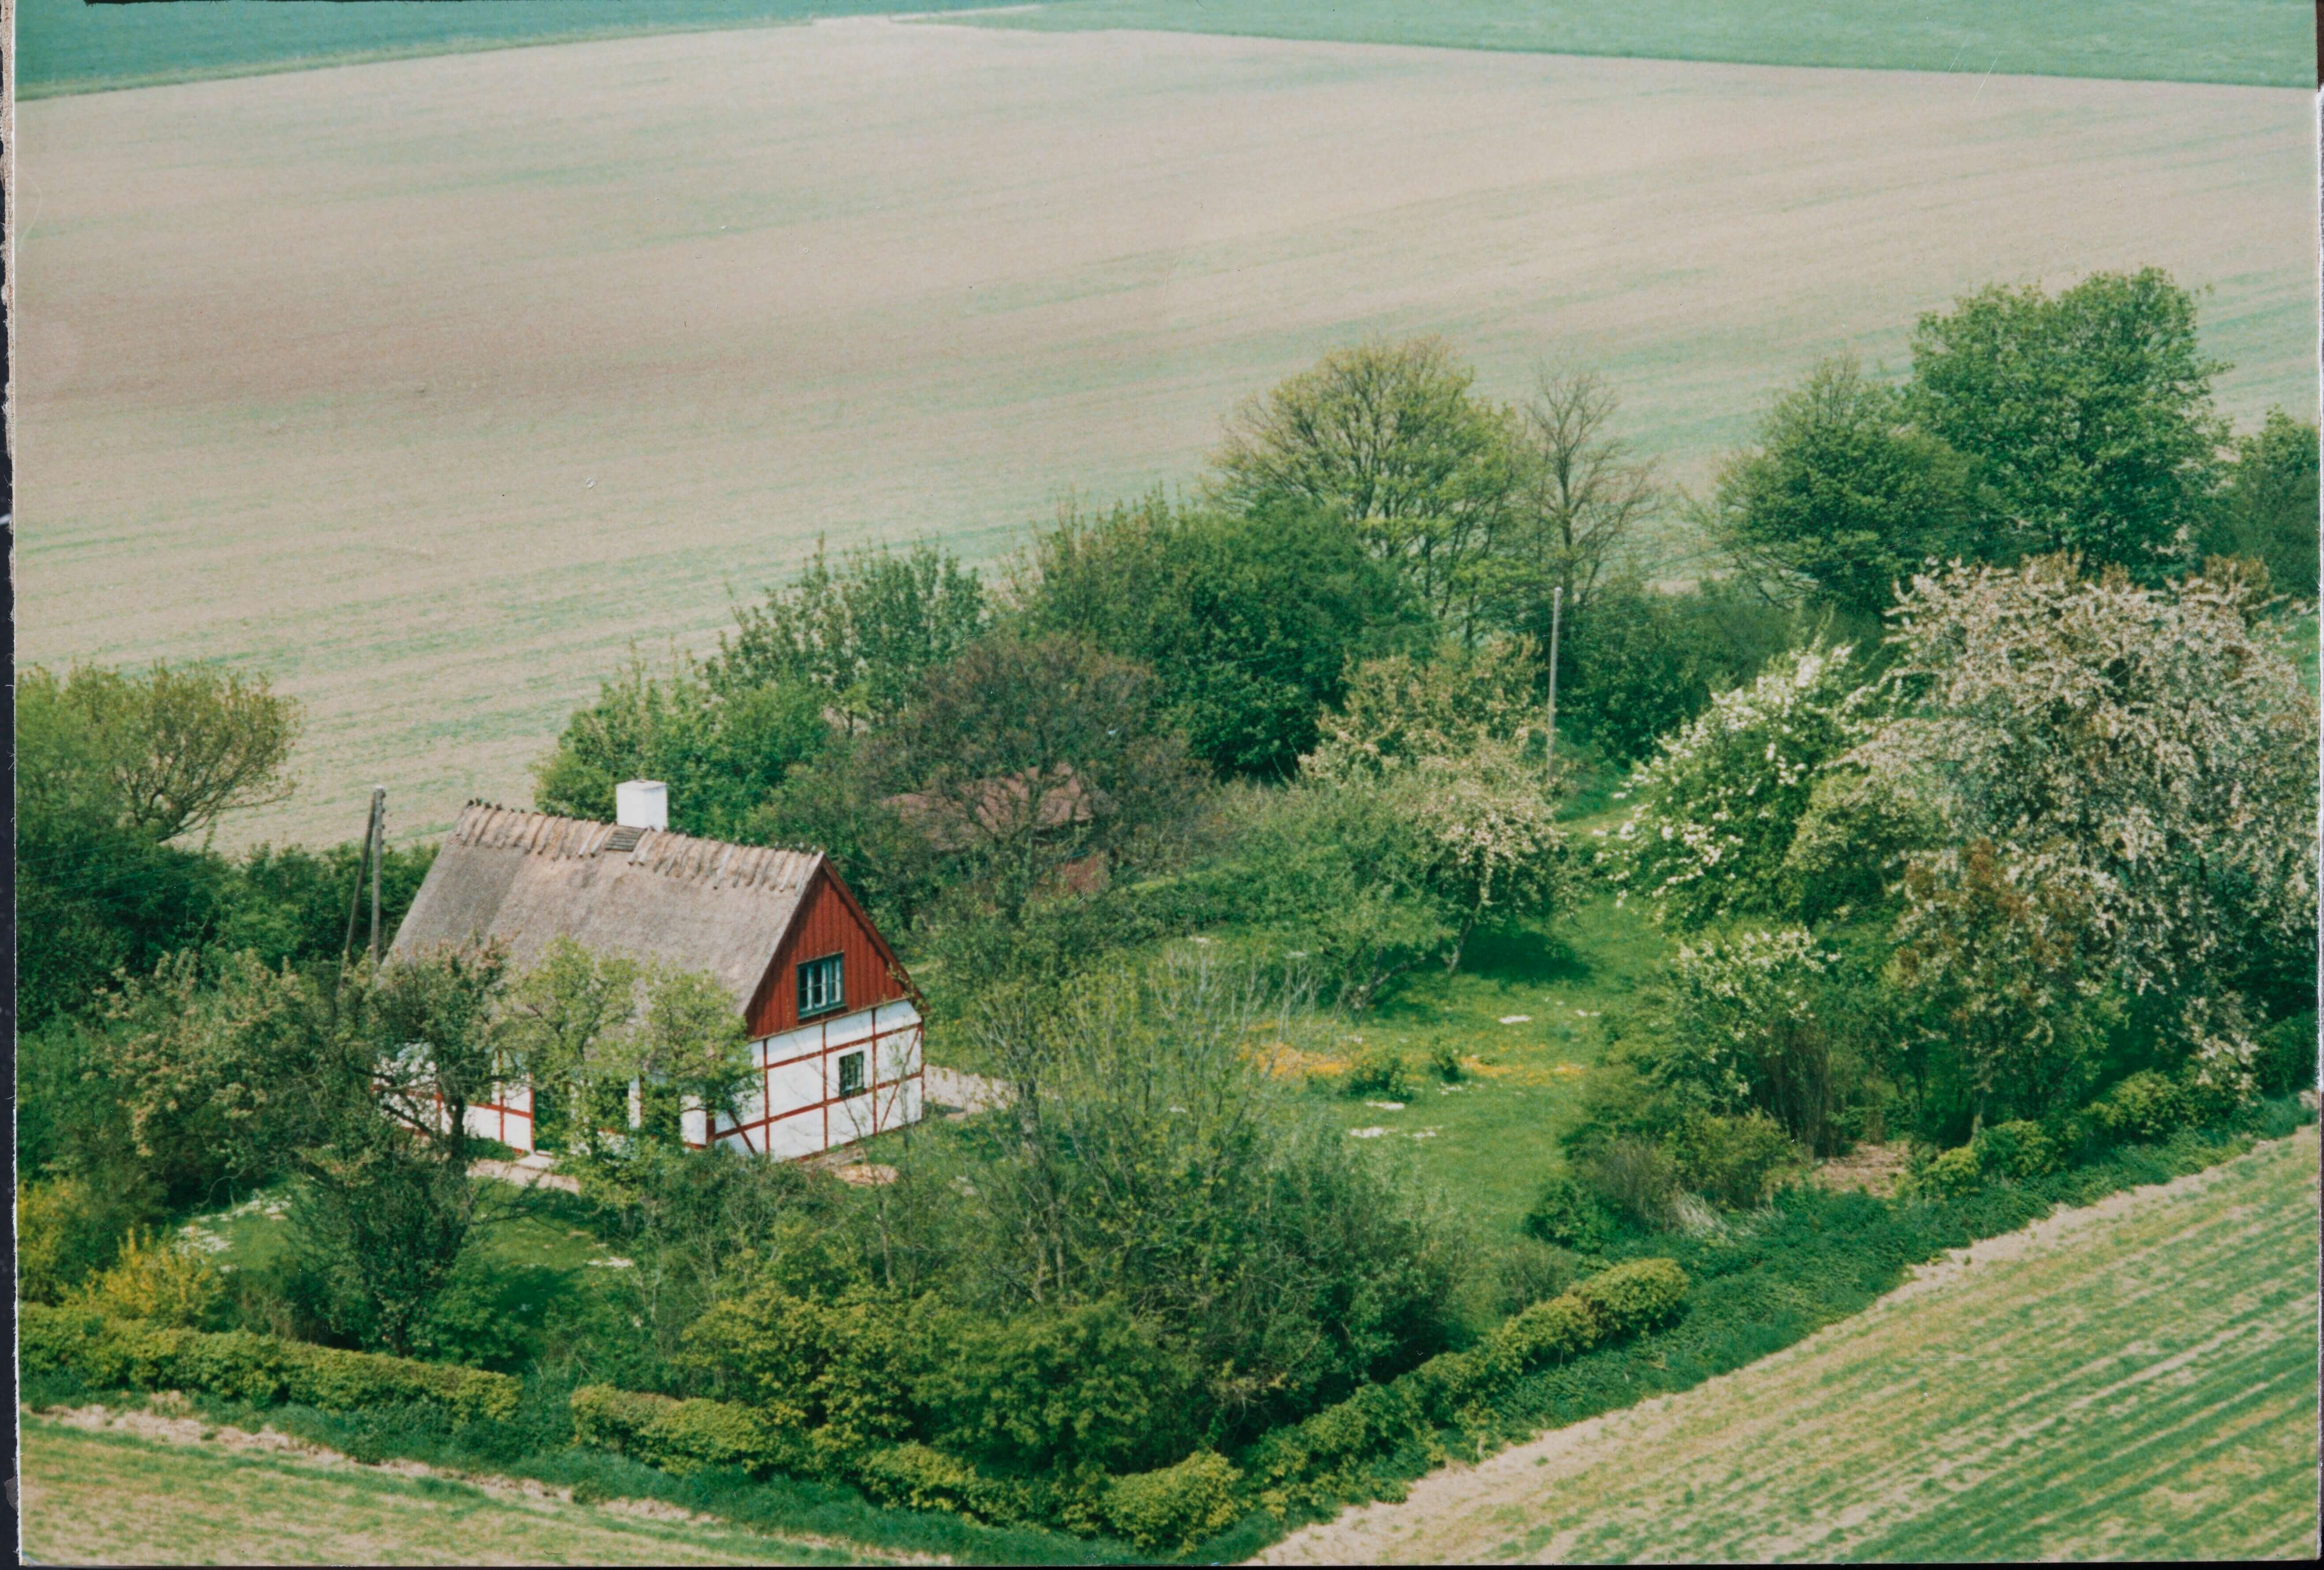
[1297,896,1666,1239]
[1264,1122,2323,1563]
[19,1416,853,1566]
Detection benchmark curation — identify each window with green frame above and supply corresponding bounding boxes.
[797,952,844,1018]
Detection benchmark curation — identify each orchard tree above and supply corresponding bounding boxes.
[1907,269,2229,575]
[1706,357,1974,621]
[860,633,1208,921]
[534,651,829,840]
[713,539,990,729]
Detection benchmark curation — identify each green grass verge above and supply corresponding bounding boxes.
[21,1417,853,1567]
[971,0,2314,88]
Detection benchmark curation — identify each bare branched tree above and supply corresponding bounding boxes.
[1508,365,1662,619]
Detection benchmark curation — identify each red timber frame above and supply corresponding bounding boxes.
[694,858,924,1160]
[704,1002,923,1157]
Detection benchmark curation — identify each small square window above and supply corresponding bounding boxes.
[797,953,844,1018]
[838,1051,867,1099]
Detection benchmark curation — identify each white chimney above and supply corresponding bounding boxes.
[615,780,669,831]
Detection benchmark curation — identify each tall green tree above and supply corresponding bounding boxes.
[1907,269,2229,575]
[1022,496,1428,778]
[1207,337,1521,639]
[712,539,990,729]
[1706,357,1974,620]
[533,652,829,839]
[17,663,303,1026]
[2201,407,2319,599]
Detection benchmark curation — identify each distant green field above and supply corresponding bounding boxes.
[982,0,2315,87]
[13,0,994,97]
[19,0,2315,97]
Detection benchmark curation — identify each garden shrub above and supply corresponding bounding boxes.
[1673,1112,1801,1208]
[1580,1137,1680,1231]
[1569,1258,1690,1338]
[1486,1296,1598,1374]
[71,1228,229,1330]
[568,1384,810,1477]
[854,1442,1037,1525]
[15,1177,146,1305]
[1907,1145,1985,1199]
[1102,1451,1246,1552]
[1487,1237,1578,1315]
[1344,1044,1416,1100]
[1427,1041,1465,1083]
[1970,1119,2058,1181]
[2087,1071,2189,1145]
[1521,1175,1614,1253]
[18,1304,520,1423]
[2255,1010,2318,1096]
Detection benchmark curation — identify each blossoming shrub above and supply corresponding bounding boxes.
[1870,558,2318,1103]
[1602,645,1868,928]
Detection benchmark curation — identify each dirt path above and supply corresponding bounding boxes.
[1259,1126,2321,1564]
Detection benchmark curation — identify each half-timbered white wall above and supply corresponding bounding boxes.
[463,1081,535,1154]
[688,998,925,1159]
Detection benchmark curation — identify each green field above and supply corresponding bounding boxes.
[980,0,2317,87]
[1265,1125,2324,1564]
[19,1416,852,1566]
[19,0,2314,96]
[11,0,1005,97]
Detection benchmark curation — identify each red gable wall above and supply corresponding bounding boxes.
[745,865,913,1038]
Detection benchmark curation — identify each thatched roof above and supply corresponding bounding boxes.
[390,802,823,1010]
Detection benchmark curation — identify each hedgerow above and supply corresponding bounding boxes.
[19,1305,519,1422]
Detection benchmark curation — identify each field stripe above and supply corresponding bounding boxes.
[1260,1126,2320,1563]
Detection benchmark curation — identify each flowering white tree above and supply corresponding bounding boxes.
[1863,557,2317,1100]
[1664,927,1853,1152]
[1600,645,1871,928]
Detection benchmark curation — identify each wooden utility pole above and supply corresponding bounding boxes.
[339,786,384,986]
[370,786,386,966]
[1543,585,1564,778]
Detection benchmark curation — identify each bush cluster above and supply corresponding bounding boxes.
[19,1304,521,1423]
[562,1256,1685,1548]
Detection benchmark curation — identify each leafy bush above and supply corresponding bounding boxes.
[71,1229,229,1330]
[1427,1041,1465,1084]
[2085,1071,2189,1146]
[1486,1238,1579,1317]
[1673,1113,1801,1209]
[16,1177,149,1304]
[19,1305,521,1422]
[1580,1137,1680,1231]
[1971,1119,2059,1181]
[1521,1175,1614,1254]
[1570,1258,1691,1339]
[1102,1451,1246,1552]
[1344,1046,1416,1101]
[568,1384,810,1477]
[2255,1010,2319,1097]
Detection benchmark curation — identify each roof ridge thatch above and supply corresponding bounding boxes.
[396,803,833,1008]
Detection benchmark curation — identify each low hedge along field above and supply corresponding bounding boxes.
[572,1258,1690,1551]
[19,1305,520,1423]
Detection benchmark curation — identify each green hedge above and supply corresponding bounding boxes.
[20,1304,519,1423]
[564,1258,1689,1548]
